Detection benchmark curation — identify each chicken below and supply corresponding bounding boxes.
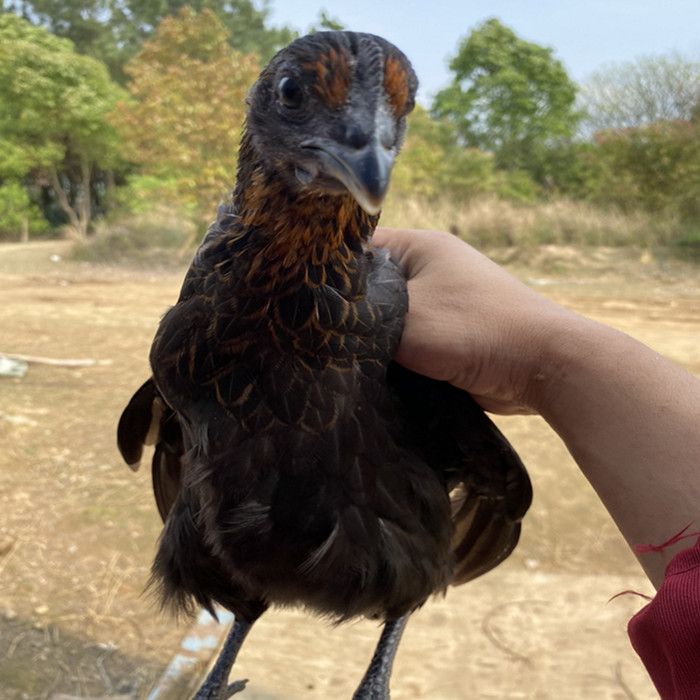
[117,30,532,700]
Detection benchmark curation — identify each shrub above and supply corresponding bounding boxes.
[592,120,700,220]
[0,181,50,240]
[71,207,197,265]
[671,229,700,262]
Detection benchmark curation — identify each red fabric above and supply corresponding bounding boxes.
[628,535,700,698]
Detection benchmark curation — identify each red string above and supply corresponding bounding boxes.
[608,525,700,605]
[608,589,653,603]
[633,524,700,554]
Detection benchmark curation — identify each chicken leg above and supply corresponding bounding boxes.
[193,618,254,700]
[353,615,410,700]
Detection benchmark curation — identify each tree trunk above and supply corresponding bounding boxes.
[20,212,29,243]
[48,162,91,239]
[105,169,116,211]
[49,165,81,237]
[78,156,91,237]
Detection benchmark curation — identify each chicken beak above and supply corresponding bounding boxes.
[300,108,397,215]
[315,139,395,215]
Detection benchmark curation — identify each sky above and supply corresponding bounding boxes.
[268,0,700,106]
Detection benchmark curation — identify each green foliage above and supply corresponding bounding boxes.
[2,0,121,76]
[108,8,259,225]
[1,0,296,82]
[0,13,123,159]
[592,120,700,221]
[433,18,581,178]
[111,174,183,215]
[531,141,608,200]
[0,13,126,236]
[0,14,72,175]
[392,106,495,200]
[108,0,296,66]
[0,180,50,240]
[309,10,345,32]
[672,229,700,262]
[494,170,538,203]
[3,6,697,257]
[555,52,700,228]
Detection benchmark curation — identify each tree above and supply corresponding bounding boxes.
[579,52,700,135]
[309,9,345,32]
[108,8,259,225]
[1,0,296,83]
[392,105,494,200]
[592,120,700,220]
[0,180,49,241]
[0,13,125,237]
[107,0,295,76]
[432,19,581,177]
[1,0,106,47]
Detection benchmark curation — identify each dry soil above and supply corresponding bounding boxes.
[2,240,699,700]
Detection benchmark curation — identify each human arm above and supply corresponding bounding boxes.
[373,227,700,588]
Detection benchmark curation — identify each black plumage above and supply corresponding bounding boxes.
[117,31,532,699]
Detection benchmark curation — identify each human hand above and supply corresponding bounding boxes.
[374,230,700,589]
[373,228,578,414]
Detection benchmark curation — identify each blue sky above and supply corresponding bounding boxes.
[269,1,700,105]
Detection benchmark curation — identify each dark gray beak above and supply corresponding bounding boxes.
[301,107,397,215]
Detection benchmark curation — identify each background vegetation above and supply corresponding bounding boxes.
[1,5,699,258]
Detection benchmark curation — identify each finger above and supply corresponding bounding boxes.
[373,228,450,278]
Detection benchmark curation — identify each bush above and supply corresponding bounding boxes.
[392,106,496,201]
[494,169,539,203]
[0,181,50,240]
[591,120,700,220]
[112,174,183,214]
[671,229,700,262]
[71,207,197,265]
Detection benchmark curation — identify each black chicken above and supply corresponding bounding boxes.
[117,31,532,700]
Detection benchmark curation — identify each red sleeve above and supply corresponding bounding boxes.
[628,535,700,699]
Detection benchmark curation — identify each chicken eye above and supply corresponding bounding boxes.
[277,77,303,109]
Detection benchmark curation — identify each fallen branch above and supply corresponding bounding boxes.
[0,352,102,367]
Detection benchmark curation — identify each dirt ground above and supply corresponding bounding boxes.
[2,239,699,700]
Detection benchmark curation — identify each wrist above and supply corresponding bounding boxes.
[519,307,606,415]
